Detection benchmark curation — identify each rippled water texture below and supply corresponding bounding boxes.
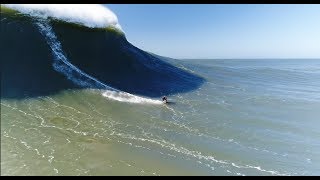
[2,59,320,175]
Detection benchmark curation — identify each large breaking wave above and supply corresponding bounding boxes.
[1,4,204,104]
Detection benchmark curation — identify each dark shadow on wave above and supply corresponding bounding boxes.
[1,15,81,99]
[1,14,205,100]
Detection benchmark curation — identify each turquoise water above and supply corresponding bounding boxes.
[2,59,320,175]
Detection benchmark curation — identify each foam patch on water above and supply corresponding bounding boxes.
[2,4,122,31]
[102,90,163,104]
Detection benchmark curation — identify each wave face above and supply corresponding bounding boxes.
[1,5,204,100]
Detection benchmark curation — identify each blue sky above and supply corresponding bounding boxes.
[106,4,320,59]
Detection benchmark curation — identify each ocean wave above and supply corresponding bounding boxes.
[1,6,204,99]
[36,20,161,105]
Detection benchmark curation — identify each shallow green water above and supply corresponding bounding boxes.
[2,59,320,175]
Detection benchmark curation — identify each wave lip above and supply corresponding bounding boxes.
[2,4,122,31]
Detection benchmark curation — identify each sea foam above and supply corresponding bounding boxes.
[2,4,122,31]
[102,90,163,104]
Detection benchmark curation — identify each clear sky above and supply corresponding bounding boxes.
[106,4,320,59]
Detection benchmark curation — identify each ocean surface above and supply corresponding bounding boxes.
[1,5,320,176]
[2,59,320,175]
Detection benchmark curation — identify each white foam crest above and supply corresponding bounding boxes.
[102,90,163,104]
[3,4,123,31]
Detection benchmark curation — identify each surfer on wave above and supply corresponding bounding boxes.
[162,96,168,104]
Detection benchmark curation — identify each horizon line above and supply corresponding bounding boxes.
[178,58,320,60]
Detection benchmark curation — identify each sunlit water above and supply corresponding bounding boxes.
[2,59,320,175]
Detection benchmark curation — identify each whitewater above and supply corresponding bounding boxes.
[2,4,123,30]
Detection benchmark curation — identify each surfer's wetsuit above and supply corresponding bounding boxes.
[162,96,167,103]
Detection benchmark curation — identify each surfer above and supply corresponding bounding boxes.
[162,96,168,104]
